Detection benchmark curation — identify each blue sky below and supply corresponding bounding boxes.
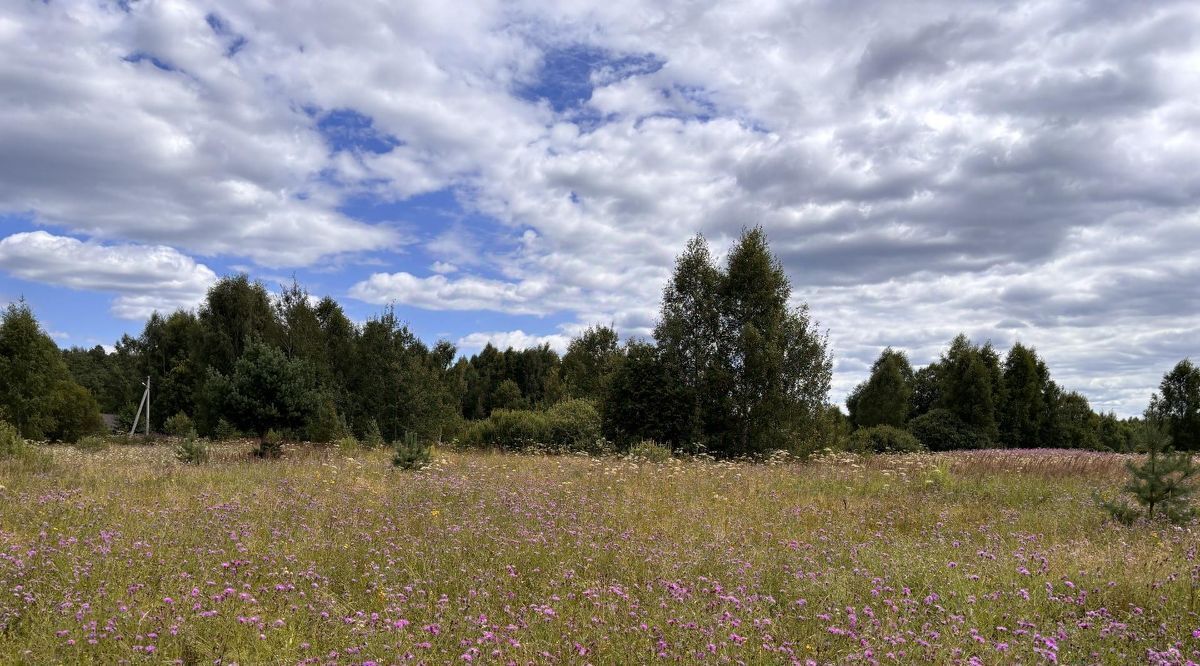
[2,0,1199,416]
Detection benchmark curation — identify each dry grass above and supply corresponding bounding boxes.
[0,445,1195,664]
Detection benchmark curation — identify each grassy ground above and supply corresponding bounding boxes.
[0,445,1196,664]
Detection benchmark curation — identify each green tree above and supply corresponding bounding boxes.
[1147,360,1200,451]
[0,301,102,441]
[492,379,526,411]
[197,274,278,377]
[654,234,724,445]
[561,325,621,401]
[718,228,831,454]
[909,363,942,419]
[603,341,691,448]
[937,334,998,444]
[1102,421,1198,524]
[200,339,319,438]
[999,342,1047,448]
[846,348,913,429]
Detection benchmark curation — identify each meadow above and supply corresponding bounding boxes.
[0,444,1197,664]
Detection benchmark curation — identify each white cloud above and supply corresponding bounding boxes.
[2,0,1198,415]
[0,231,216,319]
[457,329,571,355]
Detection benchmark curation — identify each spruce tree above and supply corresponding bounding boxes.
[846,348,914,429]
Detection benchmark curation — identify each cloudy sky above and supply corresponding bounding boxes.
[1,0,1197,416]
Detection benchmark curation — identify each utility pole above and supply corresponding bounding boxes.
[129,375,151,437]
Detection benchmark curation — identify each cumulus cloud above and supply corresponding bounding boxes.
[456,330,571,355]
[0,231,216,319]
[2,0,1198,414]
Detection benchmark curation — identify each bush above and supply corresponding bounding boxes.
[848,425,925,454]
[174,433,209,464]
[362,419,385,449]
[307,397,348,443]
[907,409,989,452]
[393,432,432,470]
[253,429,284,459]
[75,435,109,453]
[45,381,104,443]
[460,399,604,453]
[628,439,672,462]
[214,418,240,441]
[335,435,361,453]
[0,420,27,458]
[545,399,604,453]
[165,412,195,438]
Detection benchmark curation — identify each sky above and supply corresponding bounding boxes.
[0,0,1197,417]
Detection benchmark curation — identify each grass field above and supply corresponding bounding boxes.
[0,445,1196,664]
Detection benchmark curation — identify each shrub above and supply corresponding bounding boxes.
[214,418,240,441]
[907,409,989,452]
[45,380,104,443]
[307,397,348,443]
[253,429,284,459]
[335,435,361,453]
[174,433,209,465]
[628,439,672,462]
[0,420,27,458]
[460,399,605,453]
[393,432,432,470]
[848,425,925,454]
[165,412,195,438]
[545,399,604,453]
[75,435,109,453]
[362,419,385,449]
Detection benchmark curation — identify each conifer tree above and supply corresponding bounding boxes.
[846,348,913,429]
[1102,421,1198,524]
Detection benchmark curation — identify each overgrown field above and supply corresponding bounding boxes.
[0,446,1197,664]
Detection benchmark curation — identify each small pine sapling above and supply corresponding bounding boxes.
[174,431,209,464]
[393,432,432,470]
[1101,421,1198,525]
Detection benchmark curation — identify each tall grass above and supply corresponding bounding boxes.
[0,445,1194,663]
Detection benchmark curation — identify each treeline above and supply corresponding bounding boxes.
[846,339,1199,452]
[1,227,1196,455]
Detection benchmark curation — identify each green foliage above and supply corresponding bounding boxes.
[492,379,527,411]
[847,348,913,429]
[306,395,348,443]
[44,380,104,443]
[164,412,195,438]
[1049,391,1099,449]
[75,435,109,453]
[0,301,103,441]
[602,341,692,448]
[0,420,27,458]
[392,432,432,470]
[1147,359,1200,451]
[627,440,672,462]
[561,325,621,401]
[908,408,989,452]
[653,229,832,456]
[362,419,385,449]
[938,334,998,444]
[201,340,319,438]
[253,429,284,459]
[213,418,240,441]
[1110,422,1198,524]
[462,399,604,453]
[335,435,361,453]
[999,342,1049,448]
[848,425,925,454]
[174,432,209,465]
